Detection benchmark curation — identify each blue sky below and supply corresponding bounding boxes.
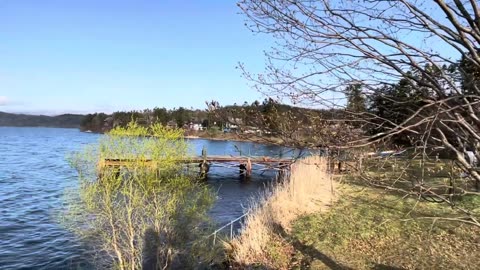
[0,0,271,115]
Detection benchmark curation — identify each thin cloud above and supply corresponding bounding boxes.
[0,96,8,106]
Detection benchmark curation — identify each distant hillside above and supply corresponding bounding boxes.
[0,112,85,128]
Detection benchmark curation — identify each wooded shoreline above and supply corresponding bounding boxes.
[83,128,285,146]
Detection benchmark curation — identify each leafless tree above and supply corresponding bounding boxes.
[237,0,480,226]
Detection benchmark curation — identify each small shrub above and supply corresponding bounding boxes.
[64,121,215,269]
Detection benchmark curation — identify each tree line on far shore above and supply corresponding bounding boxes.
[0,111,84,128]
[79,99,345,136]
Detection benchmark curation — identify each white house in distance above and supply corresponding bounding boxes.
[188,122,203,131]
[226,117,242,131]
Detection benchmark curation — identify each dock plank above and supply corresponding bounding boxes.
[99,155,294,168]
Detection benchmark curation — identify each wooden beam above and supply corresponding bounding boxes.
[99,155,294,169]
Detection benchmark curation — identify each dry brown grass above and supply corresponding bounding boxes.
[229,156,336,269]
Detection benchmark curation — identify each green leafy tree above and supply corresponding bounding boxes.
[152,107,170,125]
[171,107,190,127]
[65,121,215,269]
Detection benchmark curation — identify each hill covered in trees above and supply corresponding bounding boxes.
[79,100,354,147]
[79,100,339,133]
[0,112,85,128]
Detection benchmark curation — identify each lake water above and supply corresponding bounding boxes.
[0,127,296,269]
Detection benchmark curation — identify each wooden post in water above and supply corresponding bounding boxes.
[199,146,210,179]
[246,158,252,177]
[199,161,209,179]
[239,158,253,178]
[239,163,246,177]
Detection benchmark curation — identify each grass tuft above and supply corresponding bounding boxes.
[230,156,336,269]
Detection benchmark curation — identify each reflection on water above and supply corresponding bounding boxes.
[0,127,307,269]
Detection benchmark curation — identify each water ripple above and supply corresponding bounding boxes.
[0,127,285,269]
[0,127,98,269]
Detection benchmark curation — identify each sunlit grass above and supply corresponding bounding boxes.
[229,154,480,269]
[291,186,480,269]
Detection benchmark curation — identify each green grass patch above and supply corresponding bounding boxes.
[289,186,480,269]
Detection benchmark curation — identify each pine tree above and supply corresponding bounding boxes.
[345,83,366,113]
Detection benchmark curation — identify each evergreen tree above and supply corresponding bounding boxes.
[152,107,169,125]
[345,83,366,113]
[459,54,480,95]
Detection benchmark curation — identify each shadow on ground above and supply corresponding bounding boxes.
[239,223,406,270]
[271,222,351,270]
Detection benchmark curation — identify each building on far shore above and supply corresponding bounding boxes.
[188,122,203,131]
[226,117,242,132]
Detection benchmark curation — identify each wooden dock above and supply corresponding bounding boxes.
[100,156,293,165]
[99,155,294,178]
